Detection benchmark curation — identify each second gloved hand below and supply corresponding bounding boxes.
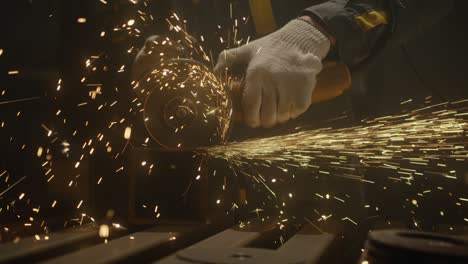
[215,19,330,128]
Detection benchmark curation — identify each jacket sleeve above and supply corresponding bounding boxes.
[301,0,454,66]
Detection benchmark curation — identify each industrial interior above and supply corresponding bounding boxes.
[0,0,467,263]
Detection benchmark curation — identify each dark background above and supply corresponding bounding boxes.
[0,0,467,233]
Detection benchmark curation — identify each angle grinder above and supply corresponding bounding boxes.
[136,48,351,150]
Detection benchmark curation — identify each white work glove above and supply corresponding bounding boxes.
[214,19,330,128]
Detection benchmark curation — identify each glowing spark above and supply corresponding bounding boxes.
[99,224,110,238]
[124,127,132,139]
[7,70,19,75]
[204,102,467,227]
[0,176,26,197]
[112,223,125,229]
[37,147,43,157]
[0,96,41,105]
[400,99,413,105]
[342,217,358,226]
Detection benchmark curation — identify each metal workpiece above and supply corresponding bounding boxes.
[361,229,468,264]
[4,221,468,264]
[0,224,125,264]
[158,226,341,264]
[1,220,346,264]
[39,223,230,264]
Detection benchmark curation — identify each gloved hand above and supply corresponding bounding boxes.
[214,19,331,128]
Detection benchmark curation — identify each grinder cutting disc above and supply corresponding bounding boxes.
[142,59,232,149]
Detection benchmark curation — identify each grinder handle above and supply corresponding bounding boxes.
[311,62,351,103]
[231,62,351,121]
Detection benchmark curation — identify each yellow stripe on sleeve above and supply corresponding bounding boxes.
[355,10,388,32]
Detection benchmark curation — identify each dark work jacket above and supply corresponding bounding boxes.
[249,1,454,65]
[301,0,454,65]
[267,0,467,118]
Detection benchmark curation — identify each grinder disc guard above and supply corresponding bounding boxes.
[142,59,232,149]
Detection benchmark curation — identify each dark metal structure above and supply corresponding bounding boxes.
[2,224,468,263]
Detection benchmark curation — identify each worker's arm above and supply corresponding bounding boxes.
[302,0,454,66]
[214,0,455,129]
